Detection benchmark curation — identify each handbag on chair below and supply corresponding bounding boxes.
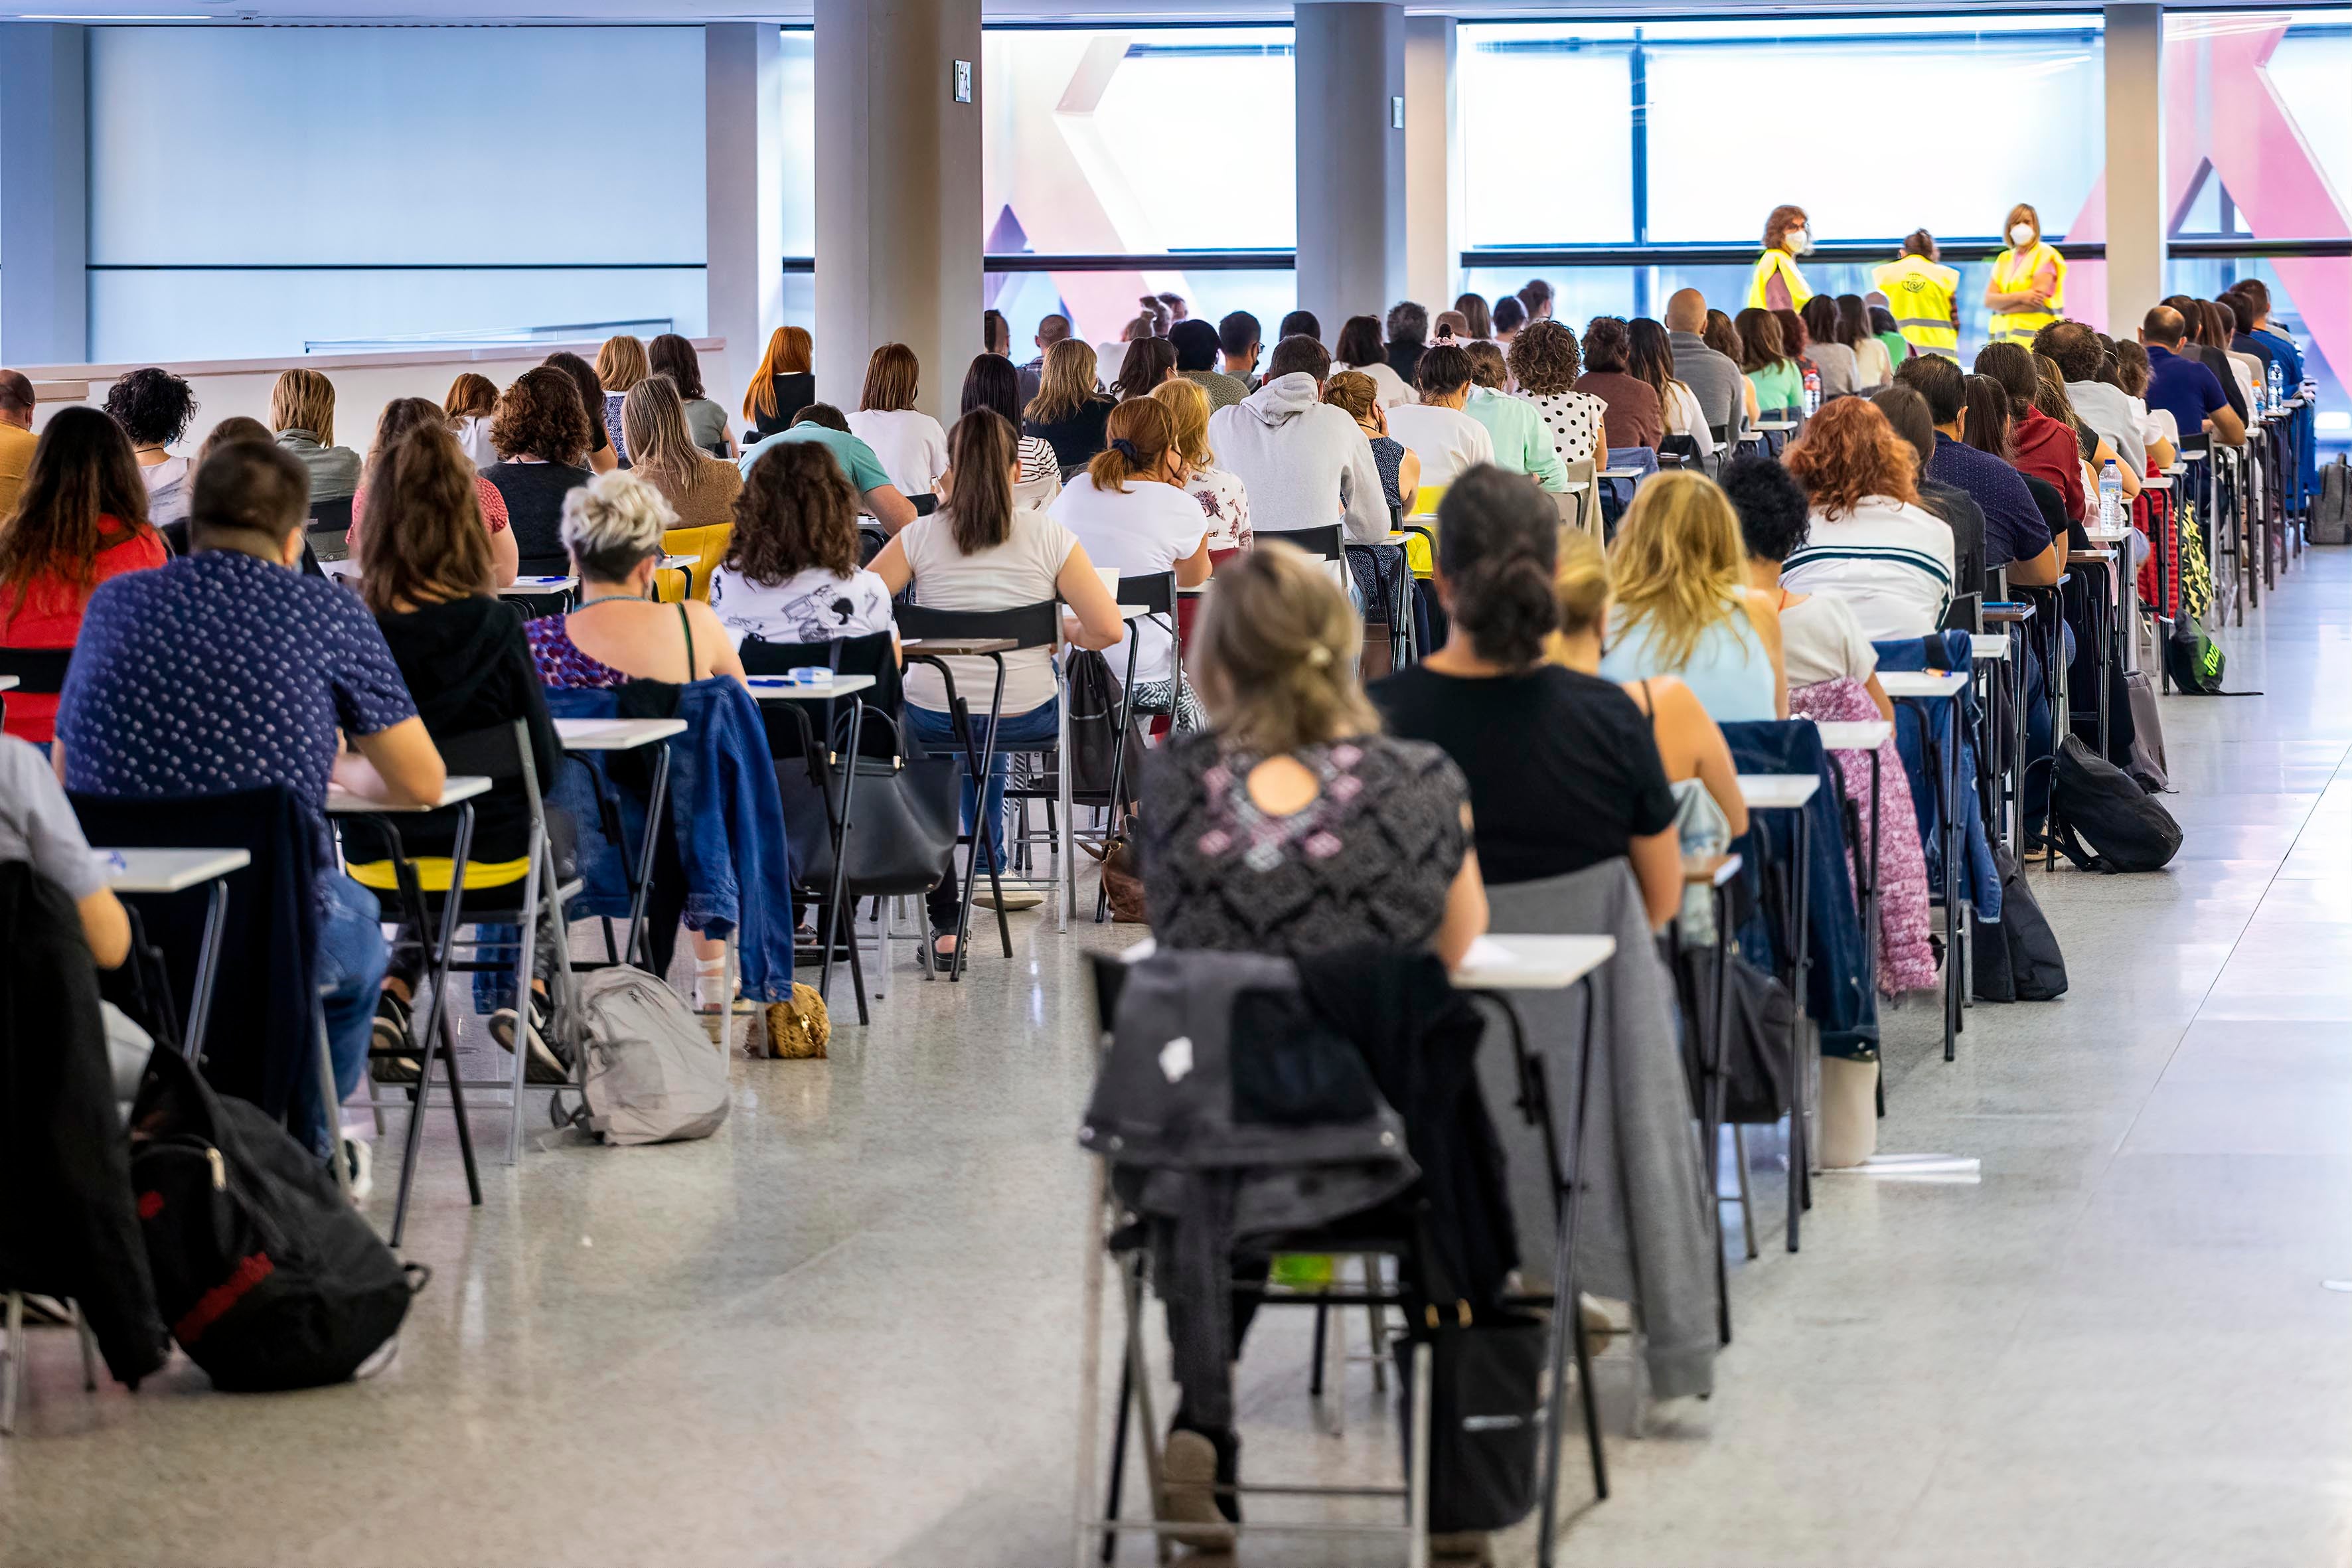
[775,710,959,897]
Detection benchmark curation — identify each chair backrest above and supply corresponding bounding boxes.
[1942,591,1983,633]
[894,598,1061,651]
[307,493,354,535]
[0,646,74,695]
[1114,570,1176,615]
[516,554,572,578]
[1257,523,1344,562]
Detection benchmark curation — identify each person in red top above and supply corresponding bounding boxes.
[0,407,168,744]
[1974,342,2084,520]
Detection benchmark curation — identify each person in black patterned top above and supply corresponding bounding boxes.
[1136,538,1487,1546]
[1141,540,1484,963]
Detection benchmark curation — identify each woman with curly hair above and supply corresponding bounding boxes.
[1778,396,1953,639]
[1508,318,1607,468]
[102,366,200,527]
[1599,469,1786,721]
[482,365,595,567]
[709,437,894,646]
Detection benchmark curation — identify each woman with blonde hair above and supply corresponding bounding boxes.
[1137,536,1488,1543]
[848,343,950,498]
[1022,338,1115,472]
[445,372,501,469]
[623,374,743,534]
[347,396,517,586]
[1150,375,1251,552]
[594,335,650,461]
[269,367,361,502]
[742,325,817,440]
[1597,469,1786,720]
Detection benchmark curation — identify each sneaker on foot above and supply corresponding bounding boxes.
[489,991,569,1084]
[1156,1429,1235,1550]
[369,990,420,1083]
[341,1137,374,1204]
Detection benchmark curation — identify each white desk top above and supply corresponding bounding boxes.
[554,716,688,751]
[660,554,696,570]
[2140,475,2172,492]
[318,557,362,582]
[1560,481,1590,494]
[100,846,251,894]
[501,575,578,595]
[1880,670,1968,700]
[1972,634,2010,662]
[1753,418,1797,431]
[2083,524,2134,542]
[745,674,877,700]
[1451,933,1617,992]
[0,675,17,691]
[1178,583,1210,596]
[1597,467,1646,481]
[327,775,491,814]
[1116,603,1158,618]
[1739,773,1821,810]
[1814,720,1891,753]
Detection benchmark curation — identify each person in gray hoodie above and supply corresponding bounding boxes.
[1206,335,1389,544]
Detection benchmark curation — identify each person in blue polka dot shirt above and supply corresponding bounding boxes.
[57,439,447,1168]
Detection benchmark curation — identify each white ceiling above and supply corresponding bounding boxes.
[6,0,2313,25]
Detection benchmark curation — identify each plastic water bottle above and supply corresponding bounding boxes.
[1802,364,1822,418]
[2098,459,2124,532]
[2267,358,2284,416]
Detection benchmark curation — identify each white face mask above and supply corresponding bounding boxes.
[2009,222,2037,248]
[1786,228,1812,256]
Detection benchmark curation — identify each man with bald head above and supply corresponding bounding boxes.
[0,370,35,518]
[1664,288,1744,458]
[1019,313,1071,408]
[2140,304,2244,446]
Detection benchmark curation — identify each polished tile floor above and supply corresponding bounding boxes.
[7,554,2351,1568]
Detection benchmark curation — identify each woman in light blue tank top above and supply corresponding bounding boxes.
[1599,608,1777,720]
[1597,469,1783,722]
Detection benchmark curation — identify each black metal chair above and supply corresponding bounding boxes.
[0,647,72,730]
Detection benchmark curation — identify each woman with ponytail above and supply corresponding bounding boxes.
[1048,396,1211,728]
[1371,463,1684,927]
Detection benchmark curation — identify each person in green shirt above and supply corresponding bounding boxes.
[736,403,917,533]
[1461,341,1569,493]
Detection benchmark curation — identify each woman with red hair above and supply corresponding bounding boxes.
[1778,398,1954,639]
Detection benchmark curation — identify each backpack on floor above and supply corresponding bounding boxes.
[2053,735,2183,874]
[2164,617,2231,695]
[559,967,732,1146]
[2310,455,2350,546]
[1972,846,2069,1003]
[128,1048,420,1391]
[2123,671,2169,793]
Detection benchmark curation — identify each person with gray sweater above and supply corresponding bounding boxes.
[1206,335,1389,544]
[1664,287,1747,447]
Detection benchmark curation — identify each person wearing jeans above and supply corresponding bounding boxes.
[870,406,1126,958]
[312,872,390,1155]
[905,695,1063,874]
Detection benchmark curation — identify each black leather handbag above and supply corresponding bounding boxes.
[776,709,959,898]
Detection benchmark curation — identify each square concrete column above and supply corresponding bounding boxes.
[1403,17,1461,317]
[2103,5,2166,329]
[815,0,984,420]
[1294,2,1407,340]
[706,23,786,418]
[0,24,90,364]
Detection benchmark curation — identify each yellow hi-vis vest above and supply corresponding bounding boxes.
[1745,249,1814,312]
[1988,243,2067,346]
[1871,255,1962,356]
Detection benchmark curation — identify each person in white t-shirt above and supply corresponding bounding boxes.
[1723,453,1895,717]
[1383,343,1496,492]
[710,438,896,647]
[1050,398,1212,730]
[846,343,951,498]
[871,409,1127,936]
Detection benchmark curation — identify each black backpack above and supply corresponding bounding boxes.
[1972,846,2069,1002]
[2053,735,2183,873]
[128,1048,422,1391]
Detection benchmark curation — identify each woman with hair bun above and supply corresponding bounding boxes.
[1372,463,1684,927]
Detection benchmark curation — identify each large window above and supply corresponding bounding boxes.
[979,27,1295,346]
[85,26,710,361]
[2164,11,2351,439]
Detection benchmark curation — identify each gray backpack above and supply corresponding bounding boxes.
[558,969,731,1146]
[2312,456,2351,546]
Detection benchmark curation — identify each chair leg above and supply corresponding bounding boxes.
[1,1291,21,1435]
[1363,1255,1389,1392]
[315,990,353,1202]
[1732,1124,1760,1261]
[73,1302,98,1392]
[505,860,544,1166]
[439,1007,483,1207]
